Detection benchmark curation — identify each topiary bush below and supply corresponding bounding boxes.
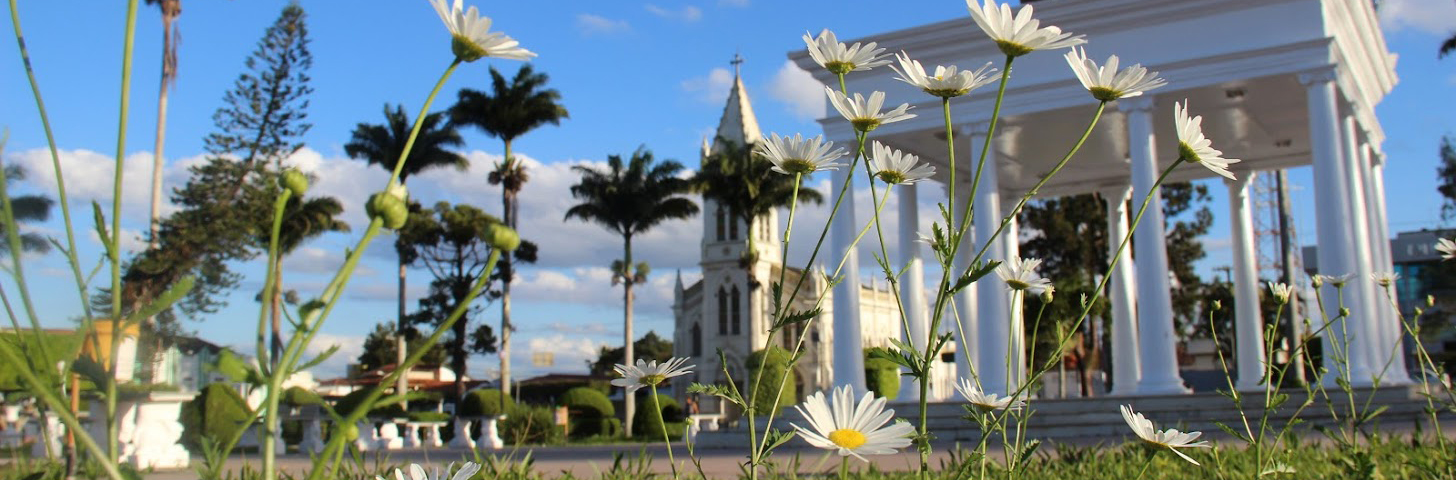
[179,383,253,451]
[632,393,681,438]
[747,347,797,414]
[458,389,514,418]
[334,389,405,419]
[864,347,901,400]
[500,404,565,445]
[281,386,324,408]
[559,387,615,438]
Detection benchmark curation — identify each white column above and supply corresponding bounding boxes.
[1102,184,1141,396]
[1123,95,1190,395]
[1341,114,1385,382]
[972,122,1015,396]
[950,179,979,393]
[831,156,867,392]
[1227,171,1267,390]
[1364,150,1409,383]
[898,182,929,400]
[1299,68,1375,385]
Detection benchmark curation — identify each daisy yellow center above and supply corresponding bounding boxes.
[851,118,881,133]
[995,40,1034,58]
[876,170,907,185]
[825,61,854,75]
[1006,279,1031,291]
[925,87,968,98]
[639,374,666,386]
[828,429,867,449]
[781,159,816,174]
[452,35,487,62]
[1089,86,1121,102]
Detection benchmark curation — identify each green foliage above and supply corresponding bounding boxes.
[560,386,614,438]
[631,393,682,438]
[1438,136,1456,221]
[407,411,451,422]
[864,347,901,400]
[0,331,81,392]
[459,389,514,418]
[449,65,569,150]
[179,383,254,450]
[589,331,674,378]
[0,165,55,257]
[345,104,467,183]
[355,321,447,372]
[334,389,405,419]
[501,404,565,445]
[280,386,323,407]
[516,379,604,405]
[747,347,797,415]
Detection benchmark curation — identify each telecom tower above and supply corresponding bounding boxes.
[1252,169,1307,382]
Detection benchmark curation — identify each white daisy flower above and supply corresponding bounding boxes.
[377,462,481,480]
[803,29,891,75]
[995,256,1052,295]
[825,87,916,133]
[890,52,998,99]
[791,386,914,461]
[429,0,534,62]
[1174,100,1241,180]
[610,357,693,394]
[1268,282,1292,304]
[1120,405,1210,465]
[1063,47,1167,101]
[1436,238,1456,261]
[966,0,1086,58]
[1313,273,1356,289]
[1370,272,1400,288]
[954,377,1025,413]
[756,133,848,175]
[869,141,936,185]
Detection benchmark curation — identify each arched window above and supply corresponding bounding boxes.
[717,287,728,334]
[729,214,739,240]
[715,207,726,241]
[691,323,702,357]
[730,285,742,335]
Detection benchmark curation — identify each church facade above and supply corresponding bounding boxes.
[671,67,956,418]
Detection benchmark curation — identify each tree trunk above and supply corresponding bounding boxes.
[144,11,175,387]
[623,235,635,437]
[498,140,516,413]
[396,259,409,407]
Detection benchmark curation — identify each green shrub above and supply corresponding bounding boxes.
[334,389,405,419]
[559,387,614,438]
[864,347,901,400]
[747,347,797,414]
[281,386,324,407]
[407,411,451,422]
[500,404,565,445]
[632,393,681,437]
[458,389,514,418]
[179,383,253,450]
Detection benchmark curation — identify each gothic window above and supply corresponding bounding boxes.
[729,214,739,240]
[730,285,742,335]
[715,207,726,241]
[691,323,702,357]
[717,287,728,334]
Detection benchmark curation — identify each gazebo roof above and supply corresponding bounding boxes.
[789,0,1396,198]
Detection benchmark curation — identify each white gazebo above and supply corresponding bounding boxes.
[791,0,1406,396]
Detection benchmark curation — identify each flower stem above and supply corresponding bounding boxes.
[259,188,292,480]
[652,385,679,480]
[943,97,956,223]
[388,58,462,187]
[1132,454,1155,480]
[106,0,141,464]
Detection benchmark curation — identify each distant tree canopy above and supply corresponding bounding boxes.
[589,331,673,378]
[356,322,447,372]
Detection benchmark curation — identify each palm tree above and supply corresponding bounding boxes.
[145,0,181,246]
[566,148,698,435]
[345,104,467,398]
[450,64,567,401]
[260,193,349,364]
[695,137,824,265]
[1442,34,1456,58]
[0,165,54,256]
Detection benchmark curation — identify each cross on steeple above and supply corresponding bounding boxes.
[730,51,744,77]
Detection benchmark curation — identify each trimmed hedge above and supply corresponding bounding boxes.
[559,387,614,438]
[334,389,405,419]
[281,386,324,407]
[864,348,901,400]
[179,383,253,450]
[458,389,514,418]
[631,393,682,437]
[747,347,796,414]
[500,404,565,445]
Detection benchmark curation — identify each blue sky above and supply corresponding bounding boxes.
[1,0,1453,381]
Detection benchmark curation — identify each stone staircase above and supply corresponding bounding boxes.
[693,385,1441,447]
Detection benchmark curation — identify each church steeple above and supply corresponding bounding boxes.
[709,52,762,154]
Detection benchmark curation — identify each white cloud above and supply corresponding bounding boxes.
[8,148,198,229]
[645,4,702,22]
[518,333,604,373]
[681,67,734,104]
[302,332,366,378]
[1379,0,1456,35]
[769,60,826,121]
[576,13,631,36]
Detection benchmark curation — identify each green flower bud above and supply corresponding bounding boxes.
[339,422,359,441]
[385,181,408,201]
[366,193,408,230]
[486,224,521,252]
[281,169,309,197]
[1338,307,1351,318]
